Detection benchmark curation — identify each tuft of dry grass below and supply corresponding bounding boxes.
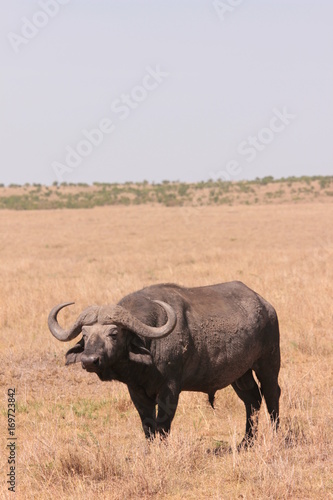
[0,202,332,498]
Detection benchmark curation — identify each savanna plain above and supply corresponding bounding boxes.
[0,200,332,499]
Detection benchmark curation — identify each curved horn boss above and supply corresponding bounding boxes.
[99,300,177,339]
[48,300,177,341]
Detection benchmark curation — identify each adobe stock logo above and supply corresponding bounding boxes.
[52,65,169,182]
[210,107,296,181]
[213,0,245,22]
[7,0,71,54]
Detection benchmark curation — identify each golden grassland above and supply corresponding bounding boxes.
[0,201,332,499]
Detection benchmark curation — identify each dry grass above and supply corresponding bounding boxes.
[0,202,332,499]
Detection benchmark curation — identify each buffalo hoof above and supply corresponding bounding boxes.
[236,436,255,451]
[206,441,230,456]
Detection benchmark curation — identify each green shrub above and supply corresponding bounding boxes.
[319,177,331,189]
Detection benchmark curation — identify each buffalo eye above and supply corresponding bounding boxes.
[107,328,118,339]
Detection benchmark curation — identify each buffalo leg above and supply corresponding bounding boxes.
[128,387,157,438]
[156,387,179,436]
[232,371,262,447]
[254,357,281,431]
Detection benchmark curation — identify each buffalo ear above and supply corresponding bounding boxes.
[128,337,153,366]
[65,338,84,365]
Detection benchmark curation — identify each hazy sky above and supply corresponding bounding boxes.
[1,1,332,185]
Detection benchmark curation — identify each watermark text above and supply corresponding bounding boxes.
[211,107,296,181]
[7,388,16,493]
[8,0,71,54]
[52,65,169,182]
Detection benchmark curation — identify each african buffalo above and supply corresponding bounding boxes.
[48,281,281,447]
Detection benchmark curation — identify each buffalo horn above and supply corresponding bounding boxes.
[99,300,177,339]
[48,302,99,342]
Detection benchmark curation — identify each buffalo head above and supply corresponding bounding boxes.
[48,300,177,381]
